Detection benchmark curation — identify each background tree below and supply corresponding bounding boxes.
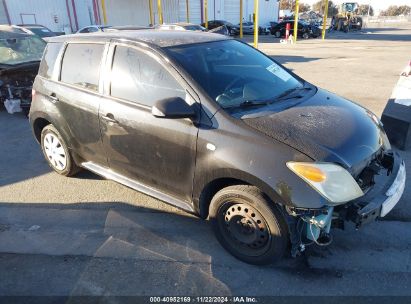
[312,0,338,16]
[380,5,411,16]
[358,4,374,16]
[299,3,311,13]
[279,0,311,12]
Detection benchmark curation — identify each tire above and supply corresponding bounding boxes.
[302,32,310,39]
[41,124,80,177]
[209,185,288,265]
[275,31,281,38]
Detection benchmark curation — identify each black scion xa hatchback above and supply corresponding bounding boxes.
[29,31,406,265]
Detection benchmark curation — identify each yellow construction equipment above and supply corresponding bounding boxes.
[333,2,363,32]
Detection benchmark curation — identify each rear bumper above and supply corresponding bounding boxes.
[346,152,406,227]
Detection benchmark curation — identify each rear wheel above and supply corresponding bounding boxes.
[275,31,281,38]
[209,185,288,265]
[302,32,310,39]
[41,125,80,176]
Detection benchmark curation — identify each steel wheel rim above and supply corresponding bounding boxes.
[43,133,67,171]
[218,201,271,257]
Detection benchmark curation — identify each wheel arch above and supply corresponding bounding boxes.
[195,170,287,219]
[30,112,72,149]
[32,117,51,143]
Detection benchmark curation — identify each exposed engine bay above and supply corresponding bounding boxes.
[286,150,399,257]
[0,64,38,115]
[1,27,45,116]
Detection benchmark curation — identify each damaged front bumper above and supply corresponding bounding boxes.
[346,152,406,228]
[287,152,406,256]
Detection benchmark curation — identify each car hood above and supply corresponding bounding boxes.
[242,89,387,169]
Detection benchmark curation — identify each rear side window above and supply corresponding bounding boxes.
[110,46,185,106]
[60,43,104,91]
[38,42,62,79]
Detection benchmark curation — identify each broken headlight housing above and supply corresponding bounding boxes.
[287,162,364,205]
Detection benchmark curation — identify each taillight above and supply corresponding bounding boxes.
[32,89,36,98]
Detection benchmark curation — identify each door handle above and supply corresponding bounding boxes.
[102,113,118,124]
[49,93,59,103]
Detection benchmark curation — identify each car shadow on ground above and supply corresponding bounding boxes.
[0,111,50,187]
[0,201,354,296]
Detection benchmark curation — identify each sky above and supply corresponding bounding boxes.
[302,0,411,14]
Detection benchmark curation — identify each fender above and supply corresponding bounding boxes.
[194,168,292,219]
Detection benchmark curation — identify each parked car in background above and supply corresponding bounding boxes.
[106,25,153,31]
[76,25,112,33]
[202,20,235,35]
[29,30,405,265]
[232,22,269,35]
[270,20,321,39]
[3,24,61,41]
[156,23,206,32]
[0,27,46,115]
[16,24,58,40]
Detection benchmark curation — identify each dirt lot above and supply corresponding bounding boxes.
[0,25,410,298]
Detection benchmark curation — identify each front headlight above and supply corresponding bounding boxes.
[287,162,364,205]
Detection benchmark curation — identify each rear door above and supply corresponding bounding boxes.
[99,43,199,203]
[52,42,108,166]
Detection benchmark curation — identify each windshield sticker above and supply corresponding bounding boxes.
[266,63,291,82]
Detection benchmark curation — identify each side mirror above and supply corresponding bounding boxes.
[152,97,196,119]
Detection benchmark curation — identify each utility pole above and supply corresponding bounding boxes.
[253,0,259,48]
[322,0,329,40]
[293,0,299,43]
[204,0,208,28]
[157,0,163,24]
[186,0,190,23]
[240,0,243,38]
[148,0,154,25]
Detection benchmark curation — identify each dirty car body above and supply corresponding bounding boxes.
[0,28,45,115]
[29,31,406,264]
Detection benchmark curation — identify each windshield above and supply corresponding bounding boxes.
[165,40,303,109]
[0,35,46,65]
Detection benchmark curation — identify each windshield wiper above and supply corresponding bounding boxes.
[223,86,313,110]
[275,86,312,102]
[224,99,272,109]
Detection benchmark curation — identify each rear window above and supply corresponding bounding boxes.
[60,43,104,91]
[38,42,62,79]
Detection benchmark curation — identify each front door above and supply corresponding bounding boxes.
[99,44,198,203]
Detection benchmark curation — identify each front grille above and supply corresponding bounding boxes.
[356,151,394,192]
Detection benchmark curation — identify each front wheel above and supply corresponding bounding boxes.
[274,31,281,38]
[209,185,288,265]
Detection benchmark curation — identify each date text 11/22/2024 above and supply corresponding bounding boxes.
[149,296,258,303]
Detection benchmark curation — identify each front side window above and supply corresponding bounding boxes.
[166,40,303,109]
[60,43,104,91]
[110,46,185,106]
[38,42,62,79]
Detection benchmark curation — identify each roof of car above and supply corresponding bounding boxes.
[48,29,230,48]
[0,26,32,39]
[17,24,48,28]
